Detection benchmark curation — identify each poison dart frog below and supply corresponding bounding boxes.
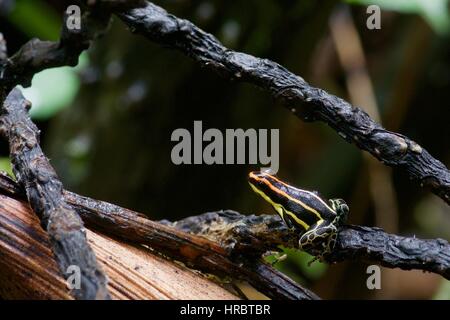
[248,171,349,262]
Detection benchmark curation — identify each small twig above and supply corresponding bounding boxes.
[0,89,110,299]
[171,210,450,280]
[114,1,450,205]
[0,173,318,300]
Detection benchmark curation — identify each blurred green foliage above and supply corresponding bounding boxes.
[7,0,60,40]
[264,247,328,284]
[0,157,14,177]
[414,195,450,240]
[347,0,450,35]
[21,53,88,120]
[7,0,85,120]
[434,280,450,300]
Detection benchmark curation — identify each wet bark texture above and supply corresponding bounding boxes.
[0,89,110,299]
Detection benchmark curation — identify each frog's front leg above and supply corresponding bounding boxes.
[299,220,338,264]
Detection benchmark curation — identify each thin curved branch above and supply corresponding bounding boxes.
[0,6,111,90]
[0,1,145,91]
[0,89,110,299]
[0,1,146,91]
[114,1,450,205]
[171,210,450,280]
[0,173,318,300]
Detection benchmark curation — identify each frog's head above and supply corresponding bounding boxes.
[329,198,349,226]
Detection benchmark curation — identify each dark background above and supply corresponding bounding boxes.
[1,0,449,299]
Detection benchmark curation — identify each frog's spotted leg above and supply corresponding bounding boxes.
[298,220,338,265]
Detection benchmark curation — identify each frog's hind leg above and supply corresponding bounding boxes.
[298,220,337,265]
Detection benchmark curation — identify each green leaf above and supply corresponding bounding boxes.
[346,0,450,35]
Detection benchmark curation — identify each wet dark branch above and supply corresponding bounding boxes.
[0,6,111,91]
[171,210,450,280]
[116,1,450,205]
[0,89,110,300]
[0,173,318,300]
[329,225,450,278]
